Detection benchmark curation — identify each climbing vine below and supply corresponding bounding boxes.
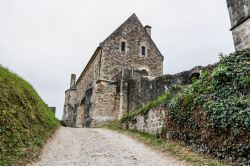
[168,49,250,131]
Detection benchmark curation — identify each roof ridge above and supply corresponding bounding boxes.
[100,13,138,46]
[100,13,163,59]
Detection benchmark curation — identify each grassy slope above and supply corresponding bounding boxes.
[0,66,59,166]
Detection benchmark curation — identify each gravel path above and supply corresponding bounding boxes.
[29,127,187,166]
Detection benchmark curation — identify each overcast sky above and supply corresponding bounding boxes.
[0,0,234,119]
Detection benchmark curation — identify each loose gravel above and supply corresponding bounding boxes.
[29,127,187,166]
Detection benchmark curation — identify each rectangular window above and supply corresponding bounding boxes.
[141,46,146,56]
[121,42,126,52]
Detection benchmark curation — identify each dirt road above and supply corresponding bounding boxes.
[29,127,187,166]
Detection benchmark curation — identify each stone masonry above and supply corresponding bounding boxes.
[227,0,250,50]
[126,106,166,136]
[122,64,216,135]
[62,14,163,127]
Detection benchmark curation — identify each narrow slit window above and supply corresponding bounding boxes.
[141,46,146,56]
[121,42,126,52]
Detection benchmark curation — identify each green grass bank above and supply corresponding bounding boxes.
[0,66,59,166]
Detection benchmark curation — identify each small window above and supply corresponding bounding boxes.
[141,46,146,56]
[121,42,126,52]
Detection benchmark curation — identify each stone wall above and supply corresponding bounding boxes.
[126,65,215,113]
[125,106,165,135]
[121,64,216,132]
[91,81,119,127]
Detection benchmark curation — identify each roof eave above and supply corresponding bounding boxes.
[75,47,102,85]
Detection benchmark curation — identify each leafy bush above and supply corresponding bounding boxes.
[205,51,249,129]
[0,66,59,166]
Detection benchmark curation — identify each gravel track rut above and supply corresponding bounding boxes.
[29,127,187,166]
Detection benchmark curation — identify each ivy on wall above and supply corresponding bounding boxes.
[121,49,250,165]
[123,49,250,131]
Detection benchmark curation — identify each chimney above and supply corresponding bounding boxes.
[70,74,76,88]
[144,25,152,37]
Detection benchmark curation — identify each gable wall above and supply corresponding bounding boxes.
[100,16,163,81]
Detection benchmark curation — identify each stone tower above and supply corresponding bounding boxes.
[226,0,250,50]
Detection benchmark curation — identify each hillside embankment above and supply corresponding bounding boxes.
[0,66,59,166]
[115,49,250,165]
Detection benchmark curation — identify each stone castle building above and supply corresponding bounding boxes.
[62,14,164,127]
[63,1,249,128]
[226,0,250,50]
